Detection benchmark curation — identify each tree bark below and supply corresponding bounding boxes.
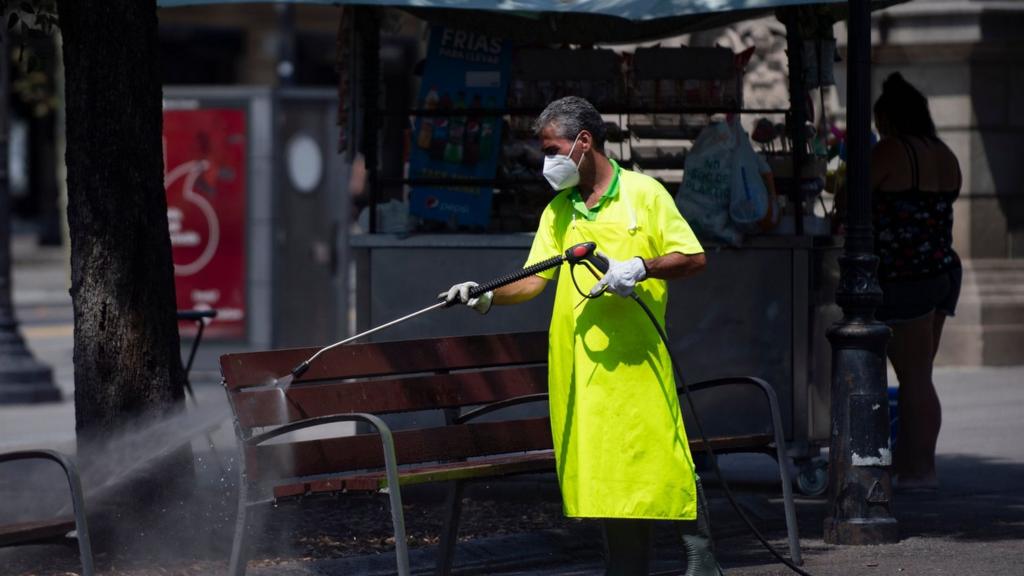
[56,0,187,454]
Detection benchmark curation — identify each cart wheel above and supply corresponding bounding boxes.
[796,458,829,497]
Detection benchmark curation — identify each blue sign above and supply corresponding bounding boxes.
[408,26,511,229]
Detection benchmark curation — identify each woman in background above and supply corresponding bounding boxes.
[871,72,962,490]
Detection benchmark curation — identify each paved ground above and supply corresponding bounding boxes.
[2,237,1023,575]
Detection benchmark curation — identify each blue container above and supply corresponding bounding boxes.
[888,386,900,450]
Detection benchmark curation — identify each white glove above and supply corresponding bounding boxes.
[439,281,493,314]
[590,251,647,297]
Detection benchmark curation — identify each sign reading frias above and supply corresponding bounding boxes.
[408,26,511,229]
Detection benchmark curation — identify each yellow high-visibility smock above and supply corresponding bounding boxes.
[525,160,704,519]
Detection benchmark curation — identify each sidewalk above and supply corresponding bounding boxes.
[2,236,1023,575]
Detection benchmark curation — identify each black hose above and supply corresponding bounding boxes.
[629,293,814,576]
[468,254,565,300]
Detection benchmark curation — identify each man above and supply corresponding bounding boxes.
[443,96,719,575]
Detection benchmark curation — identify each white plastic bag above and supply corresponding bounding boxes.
[729,121,769,232]
[676,120,742,245]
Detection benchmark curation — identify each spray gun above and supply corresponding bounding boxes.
[274,241,603,388]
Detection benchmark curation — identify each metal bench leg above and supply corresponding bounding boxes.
[63,456,95,576]
[228,481,252,576]
[436,480,466,576]
[383,479,410,576]
[371,416,411,576]
[754,379,803,566]
[775,441,802,565]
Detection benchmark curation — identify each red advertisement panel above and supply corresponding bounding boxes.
[164,108,247,340]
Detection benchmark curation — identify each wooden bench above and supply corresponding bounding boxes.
[220,331,800,576]
[0,450,95,576]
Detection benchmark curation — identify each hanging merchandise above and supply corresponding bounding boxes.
[676,119,741,245]
[792,4,843,89]
[677,117,777,245]
[729,120,771,232]
[803,38,836,88]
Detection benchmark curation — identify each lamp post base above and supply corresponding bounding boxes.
[0,336,60,404]
[824,516,899,545]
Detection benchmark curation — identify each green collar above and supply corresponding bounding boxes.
[568,158,620,222]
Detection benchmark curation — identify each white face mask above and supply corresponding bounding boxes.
[542,133,584,191]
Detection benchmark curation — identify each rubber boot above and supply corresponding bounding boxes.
[682,475,724,576]
[683,534,721,576]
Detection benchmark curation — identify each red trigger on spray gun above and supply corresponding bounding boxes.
[563,242,611,306]
[564,241,608,274]
[565,241,609,283]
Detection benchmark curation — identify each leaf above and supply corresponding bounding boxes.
[20,1,34,14]
[7,11,19,31]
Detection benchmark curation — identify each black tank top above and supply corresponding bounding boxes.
[872,136,961,280]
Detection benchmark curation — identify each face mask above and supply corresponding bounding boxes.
[542,133,584,191]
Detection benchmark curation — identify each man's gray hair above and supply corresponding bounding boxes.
[533,96,606,151]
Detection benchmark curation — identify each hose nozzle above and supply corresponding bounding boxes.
[291,361,311,380]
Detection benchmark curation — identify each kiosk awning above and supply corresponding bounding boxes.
[157,0,901,43]
[156,0,881,21]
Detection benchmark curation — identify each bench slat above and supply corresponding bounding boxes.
[249,417,554,481]
[221,331,548,390]
[273,451,557,498]
[691,433,774,453]
[0,517,75,547]
[268,433,776,498]
[232,367,548,428]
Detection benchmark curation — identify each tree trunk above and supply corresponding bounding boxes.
[56,0,187,461]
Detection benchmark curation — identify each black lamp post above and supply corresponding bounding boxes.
[823,0,898,544]
[0,34,60,404]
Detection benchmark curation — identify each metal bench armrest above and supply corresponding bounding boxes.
[0,450,95,576]
[453,393,549,425]
[682,376,786,448]
[247,413,390,446]
[245,413,410,576]
[680,376,802,565]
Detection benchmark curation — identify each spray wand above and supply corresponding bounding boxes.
[274,241,603,388]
